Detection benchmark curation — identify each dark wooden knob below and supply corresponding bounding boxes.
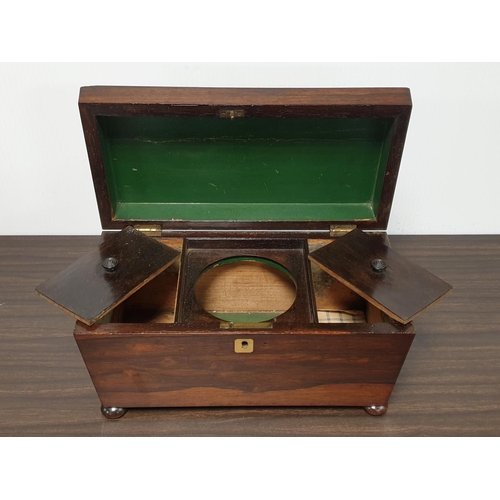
[102,257,119,272]
[371,259,387,272]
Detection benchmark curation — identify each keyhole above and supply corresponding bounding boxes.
[234,338,253,353]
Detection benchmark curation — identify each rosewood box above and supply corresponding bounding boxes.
[36,86,452,419]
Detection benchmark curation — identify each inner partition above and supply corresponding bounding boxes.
[114,238,385,325]
[97,116,394,222]
[116,255,374,325]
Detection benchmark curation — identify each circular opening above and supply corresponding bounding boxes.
[194,257,297,323]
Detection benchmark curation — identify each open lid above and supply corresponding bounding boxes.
[79,86,412,237]
[36,226,180,325]
[308,229,452,324]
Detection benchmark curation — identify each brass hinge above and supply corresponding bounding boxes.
[219,109,245,119]
[329,224,357,237]
[134,224,162,236]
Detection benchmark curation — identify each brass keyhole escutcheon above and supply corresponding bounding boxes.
[234,339,254,353]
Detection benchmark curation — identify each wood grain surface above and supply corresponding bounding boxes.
[75,326,413,409]
[1,235,499,436]
[309,229,452,324]
[35,227,180,325]
[79,86,412,107]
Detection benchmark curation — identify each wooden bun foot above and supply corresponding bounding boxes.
[363,405,387,416]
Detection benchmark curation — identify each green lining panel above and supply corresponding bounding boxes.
[371,120,394,216]
[115,202,374,221]
[97,116,394,222]
[99,129,119,210]
[209,312,280,322]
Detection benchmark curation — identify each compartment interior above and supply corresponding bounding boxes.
[193,257,297,323]
[113,239,387,325]
[97,116,394,222]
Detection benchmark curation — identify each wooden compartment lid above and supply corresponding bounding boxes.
[79,86,412,236]
[35,227,180,325]
[308,229,452,324]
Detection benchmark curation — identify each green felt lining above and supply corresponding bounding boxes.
[207,312,280,322]
[97,116,394,222]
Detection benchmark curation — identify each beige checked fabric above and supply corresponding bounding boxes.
[317,310,366,323]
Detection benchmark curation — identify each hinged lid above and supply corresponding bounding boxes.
[308,229,452,324]
[35,226,180,325]
[79,86,412,237]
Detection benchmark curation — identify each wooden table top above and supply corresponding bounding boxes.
[1,235,499,436]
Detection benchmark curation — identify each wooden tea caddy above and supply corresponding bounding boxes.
[36,86,452,419]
